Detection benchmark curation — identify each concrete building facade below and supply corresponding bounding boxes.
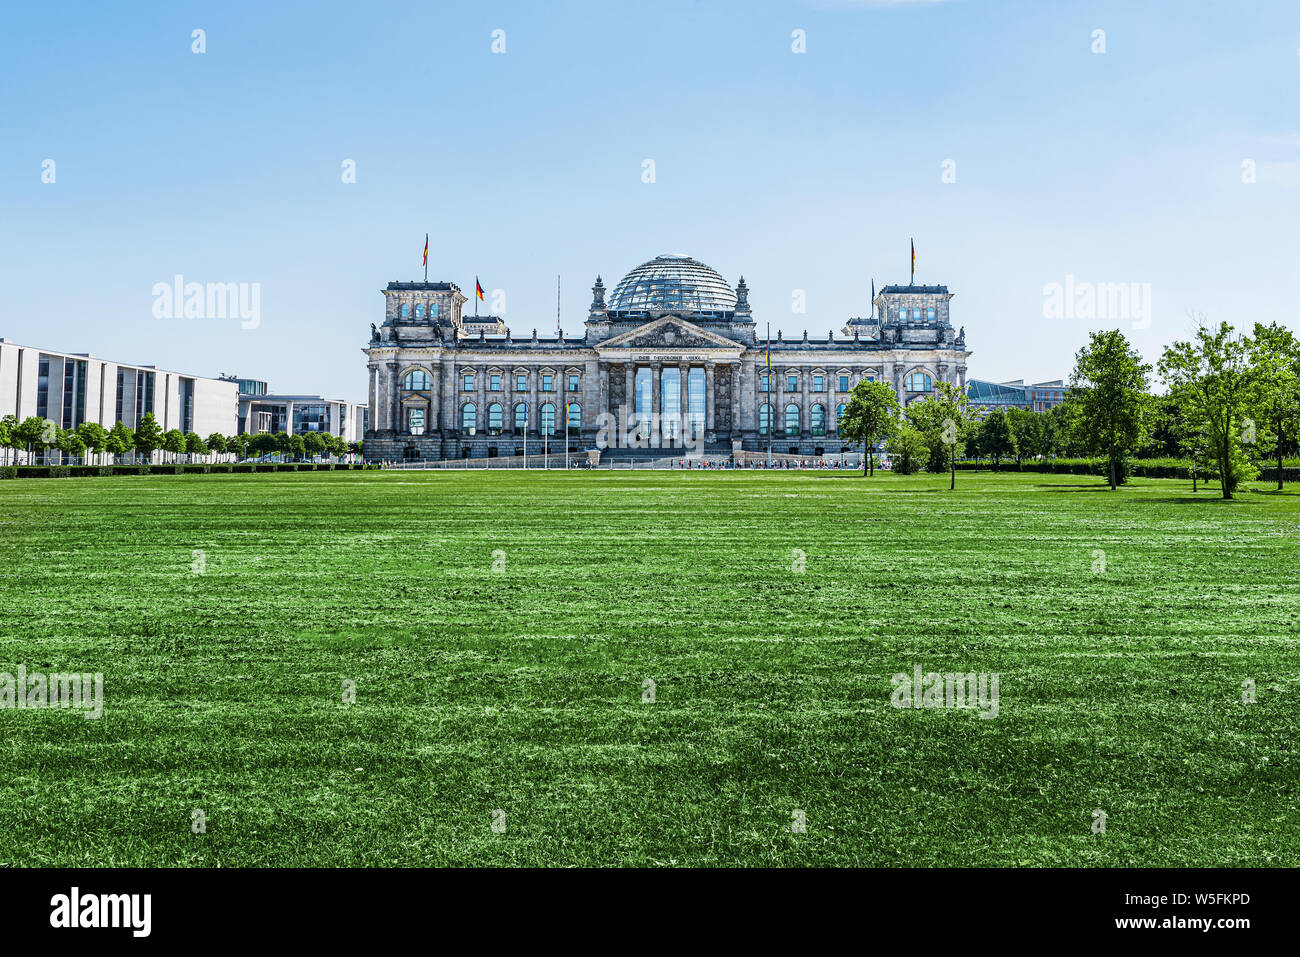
[0,338,236,436]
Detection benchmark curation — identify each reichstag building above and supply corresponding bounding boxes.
[363,254,969,461]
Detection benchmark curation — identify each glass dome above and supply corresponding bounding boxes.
[607,254,737,316]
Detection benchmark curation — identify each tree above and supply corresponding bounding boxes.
[977,408,1017,471]
[884,422,928,474]
[76,422,108,465]
[1247,322,1300,490]
[0,415,13,466]
[206,433,227,462]
[58,429,86,463]
[13,417,52,463]
[184,432,208,461]
[106,421,133,463]
[273,431,292,460]
[134,412,164,462]
[1159,319,1255,500]
[1069,329,1152,489]
[907,382,975,489]
[303,431,325,459]
[229,433,248,460]
[162,428,186,463]
[840,379,901,476]
[289,434,306,461]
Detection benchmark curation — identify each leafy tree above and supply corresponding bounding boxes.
[273,432,292,460]
[106,421,133,462]
[1247,321,1300,490]
[185,432,208,461]
[884,422,928,474]
[289,434,306,461]
[907,382,975,489]
[162,428,186,463]
[58,429,86,463]
[1069,329,1152,489]
[977,408,1017,471]
[134,412,164,461]
[840,379,901,476]
[303,431,325,459]
[0,415,13,465]
[12,417,52,463]
[229,433,248,460]
[76,422,108,465]
[206,433,227,460]
[1159,319,1256,499]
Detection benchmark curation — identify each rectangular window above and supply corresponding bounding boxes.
[760,374,770,393]
[787,375,798,392]
[516,374,526,391]
[568,373,579,392]
[542,374,554,391]
[463,373,474,391]
[489,374,501,392]
[839,375,850,392]
[813,375,824,393]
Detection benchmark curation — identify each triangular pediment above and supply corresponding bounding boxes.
[600,316,740,350]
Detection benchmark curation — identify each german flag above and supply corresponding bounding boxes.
[422,234,428,267]
[475,278,485,301]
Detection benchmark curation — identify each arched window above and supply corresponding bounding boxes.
[407,407,425,435]
[906,371,933,393]
[835,403,847,433]
[414,304,423,318]
[567,402,581,432]
[785,403,800,436]
[540,402,556,435]
[759,403,773,435]
[514,403,527,432]
[487,402,503,435]
[461,403,476,433]
[400,303,410,318]
[403,369,430,391]
[811,404,826,436]
[926,306,935,320]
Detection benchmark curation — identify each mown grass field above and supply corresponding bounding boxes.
[0,469,1296,867]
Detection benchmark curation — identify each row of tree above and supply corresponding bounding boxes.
[0,412,363,466]
[839,319,1300,500]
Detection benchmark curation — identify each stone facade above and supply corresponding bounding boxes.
[363,255,970,461]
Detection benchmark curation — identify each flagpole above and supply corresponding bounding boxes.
[423,233,428,283]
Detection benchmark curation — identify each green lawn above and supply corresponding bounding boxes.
[0,469,1296,866]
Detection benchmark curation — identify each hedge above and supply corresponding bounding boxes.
[955,458,1300,483]
[0,462,371,479]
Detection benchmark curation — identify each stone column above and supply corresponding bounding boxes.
[285,400,295,436]
[625,363,635,424]
[428,363,441,436]
[367,364,377,433]
[474,361,485,439]
[386,362,399,431]
[705,361,716,431]
[650,363,662,447]
[729,361,740,436]
[441,357,456,432]
[597,360,609,420]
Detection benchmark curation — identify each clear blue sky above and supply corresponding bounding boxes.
[2,0,1298,402]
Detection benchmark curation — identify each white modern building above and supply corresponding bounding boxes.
[225,377,366,442]
[0,338,236,436]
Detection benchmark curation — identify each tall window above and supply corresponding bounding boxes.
[839,374,850,392]
[687,367,705,440]
[813,375,824,393]
[515,373,527,391]
[403,369,429,391]
[927,306,935,320]
[787,374,798,392]
[463,372,474,391]
[489,374,501,392]
[540,402,556,435]
[759,403,773,436]
[567,402,581,432]
[514,403,527,432]
[408,407,426,435]
[487,403,503,435]
[784,403,800,436]
[414,304,423,318]
[461,403,476,433]
[661,367,681,442]
[568,373,579,392]
[811,404,826,436]
[836,403,847,433]
[906,371,932,393]
[542,374,554,392]
[760,373,770,393]
[400,303,409,318]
